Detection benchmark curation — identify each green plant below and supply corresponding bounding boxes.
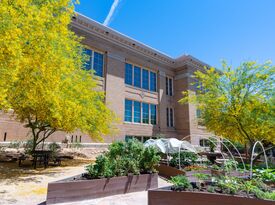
[223,160,238,173]
[207,186,215,193]
[86,139,161,179]
[24,139,34,154]
[170,175,192,191]
[140,147,161,173]
[169,152,198,168]
[86,155,114,178]
[217,176,241,195]
[211,164,220,171]
[194,173,211,181]
[253,169,275,182]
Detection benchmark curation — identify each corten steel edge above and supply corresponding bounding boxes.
[46,173,158,204]
[148,188,275,205]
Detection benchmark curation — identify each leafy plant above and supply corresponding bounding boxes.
[207,186,215,193]
[211,164,220,171]
[170,175,192,191]
[216,176,241,195]
[169,152,198,168]
[194,173,211,181]
[208,137,217,152]
[86,139,161,179]
[223,160,238,173]
[253,169,275,182]
[140,147,161,173]
[184,165,207,171]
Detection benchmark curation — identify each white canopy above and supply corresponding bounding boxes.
[144,138,197,154]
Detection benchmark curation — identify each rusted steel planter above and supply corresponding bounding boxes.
[47,173,158,204]
[156,164,185,179]
[148,187,274,205]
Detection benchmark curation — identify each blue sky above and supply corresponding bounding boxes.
[75,0,275,68]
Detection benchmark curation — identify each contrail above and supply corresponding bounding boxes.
[103,0,121,26]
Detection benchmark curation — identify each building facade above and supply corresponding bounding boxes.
[0,13,213,145]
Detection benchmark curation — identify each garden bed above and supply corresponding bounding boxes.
[46,173,158,204]
[148,187,274,205]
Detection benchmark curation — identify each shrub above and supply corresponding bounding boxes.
[170,175,192,191]
[140,147,161,173]
[86,139,160,179]
[169,152,198,168]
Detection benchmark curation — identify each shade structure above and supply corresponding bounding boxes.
[144,138,197,154]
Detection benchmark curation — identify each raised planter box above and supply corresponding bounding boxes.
[47,173,158,204]
[156,164,185,179]
[148,187,274,205]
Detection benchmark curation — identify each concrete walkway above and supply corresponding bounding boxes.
[58,178,171,205]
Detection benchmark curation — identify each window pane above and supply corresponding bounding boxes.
[142,69,149,90]
[124,99,132,122]
[170,108,174,127]
[84,48,92,71]
[93,52,103,77]
[150,104,157,125]
[142,103,149,124]
[125,63,133,85]
[150,72,157,92]
[169,78,173,96]
[166,77,169,95]
[134,101,141,123]
[134,66,141,87]
[166,108,169,127]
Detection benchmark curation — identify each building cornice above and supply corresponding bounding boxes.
[71,13,210,70]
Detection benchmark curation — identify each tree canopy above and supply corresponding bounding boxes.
[0,0,115,150]
[180,61,275,147]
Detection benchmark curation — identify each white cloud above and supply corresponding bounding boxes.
[103,0,121,26]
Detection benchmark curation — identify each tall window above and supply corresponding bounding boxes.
[124,99,157,125]
[142,103,149,124]
[124,99,132,122]
[133,101,141,123]
[125,63,133,85]
[84,48,104,77]
[150,71,157,92]
[142,69,149,90]
[134,66,141,88]
[125,62,157,92]
[150,104,157,125]
[166,76,173,96]
[166,107,174,127]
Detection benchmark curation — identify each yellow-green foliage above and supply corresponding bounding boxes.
[180,61,275,145]
[0,0,115,147]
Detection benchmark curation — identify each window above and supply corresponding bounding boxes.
[150,104,157,125]
[125,63,133,85]
[166,76,173,96]
[166,107,174,127]
[142,103,149,124]
[125,63,157,92]
[133,101,141,123]
[124,99,157,125]
[142,69,149,90]
[84,48,104,77]
[196,109,202,118]
[150,71,157,92]
[124,99,132,122]
[134,66,141,88]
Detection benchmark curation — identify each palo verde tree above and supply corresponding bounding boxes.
[180,61,275,155]
[0,0,115,152]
